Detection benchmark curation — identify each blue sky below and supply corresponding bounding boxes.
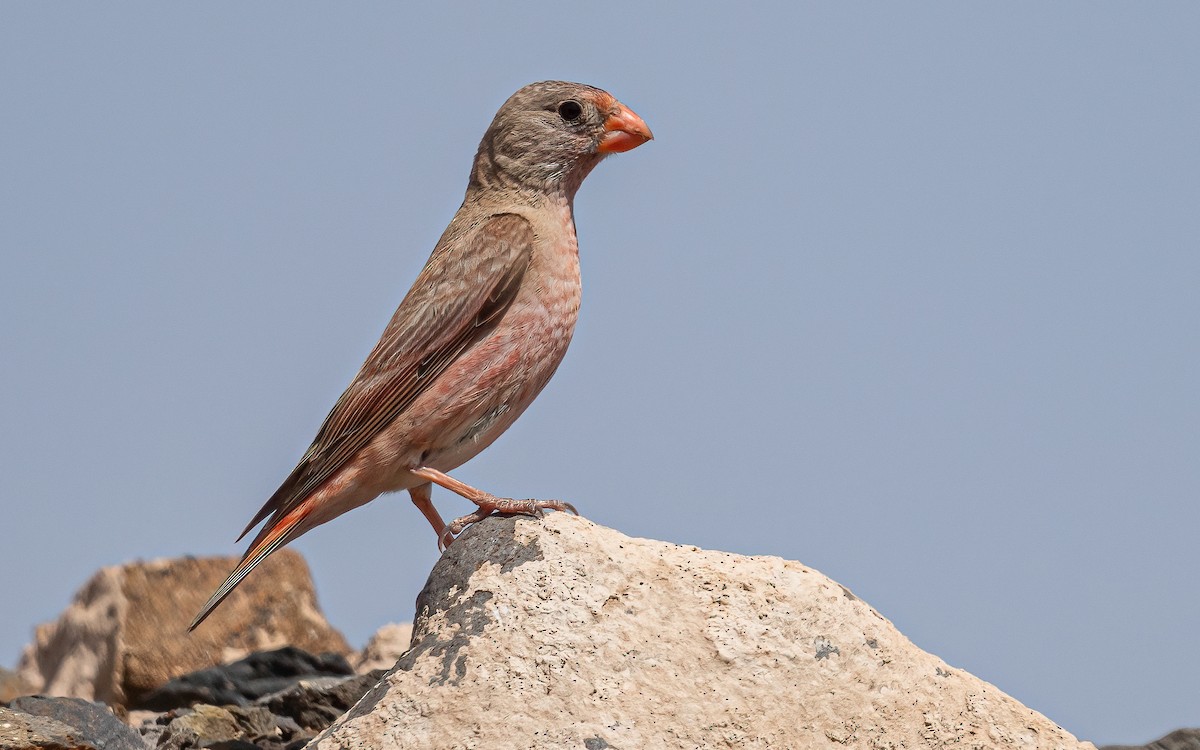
[2,4,1197,744]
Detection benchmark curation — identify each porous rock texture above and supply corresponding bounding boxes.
[16,550,350,708]
[313,513,1095,750]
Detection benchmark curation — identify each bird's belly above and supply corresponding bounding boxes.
[356,297,579,490]
[424,305,577,469]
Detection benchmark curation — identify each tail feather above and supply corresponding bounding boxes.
[188,504,312,631]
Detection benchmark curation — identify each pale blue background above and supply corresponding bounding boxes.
[2,4,1197,744]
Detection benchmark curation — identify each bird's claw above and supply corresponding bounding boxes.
[435,497,580,553]
[437,526,456,553]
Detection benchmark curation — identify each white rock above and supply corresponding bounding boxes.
[313,514,1094,750]
[352,623,414,674]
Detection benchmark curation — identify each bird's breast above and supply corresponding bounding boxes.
[413,202,583,469]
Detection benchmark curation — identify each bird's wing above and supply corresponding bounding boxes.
[238,212,534,541]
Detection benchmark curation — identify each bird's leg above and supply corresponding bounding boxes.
[408,483,454,551]
[410,466,578,548]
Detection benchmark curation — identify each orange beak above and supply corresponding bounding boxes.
[598,103,653,154]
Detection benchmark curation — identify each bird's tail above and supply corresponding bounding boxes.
[188,502,314,632]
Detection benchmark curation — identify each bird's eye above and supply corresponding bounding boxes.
[557,100,583,123]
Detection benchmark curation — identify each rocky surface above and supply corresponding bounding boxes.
[0,705,95,750]
[13,522,1181,749]
[312,513,1096,750]
[0,696,145,750]
[138,703,298,750]
[1,650,387,750]
[1102,729,1200,750]
[7,696,146,750]
[132,660,387,750]
[16,550,350,707]
[259,669,387,734]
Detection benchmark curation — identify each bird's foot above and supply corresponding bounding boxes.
[437,496,578,551]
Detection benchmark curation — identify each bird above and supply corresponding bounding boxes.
[189,81,652,631]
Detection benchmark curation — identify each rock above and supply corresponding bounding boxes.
[127,649,385,748]
[350,623,413,673]
[0,705,96,750]
[311,514,1096,750]
[16,567,126,707]
[0,667,35,703]
[258,671,386,732]
[1101,728,1200,750]
[138,704,293,750]
[133,647,353,711]
[3,696,146,750]
[132,681,378,750]
[17,550,350,707]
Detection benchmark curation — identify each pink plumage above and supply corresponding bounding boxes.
[190,81,652,631]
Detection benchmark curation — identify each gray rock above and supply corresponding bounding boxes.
[129,651,383,749]
[257,671,386,732]
[0,705,96,750]
[1101,728,1200,750]
[133,647,352,712]
[137,704,301,750]
[311,514,1097,750]
[4,697,146,750]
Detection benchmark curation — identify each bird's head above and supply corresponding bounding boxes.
[468,80,653,198]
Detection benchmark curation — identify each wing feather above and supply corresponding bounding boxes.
[237,213,534,540]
